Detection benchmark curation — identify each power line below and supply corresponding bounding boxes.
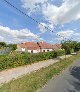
[3,0,74,57]
[3,0,74,55]
[3,0,69,40]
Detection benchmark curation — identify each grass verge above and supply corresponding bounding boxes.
[0,54,80,92]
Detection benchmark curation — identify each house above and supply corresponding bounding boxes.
[37,42,53,52]
[53,44,62,50]
[16,42,40,53]
[17,42,53,53]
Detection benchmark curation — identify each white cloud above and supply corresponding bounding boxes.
[56,30,74,41]
[57,30,74,38]
[73,32,80,36]
[0,36,5,42]
[21,0,80,24]
[21,0,48,14]
[0,25,43,43]
[56,30,80,41]
[21,0,80,31]
[38,22,47,33]
[42,3,59,24]
[38,22,55,33]
[42,0,80,25]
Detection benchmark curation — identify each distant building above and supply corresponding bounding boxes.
[16,42,53,53]
[37,42,53,52]
[16,42,40,53]
[52,44,62,50]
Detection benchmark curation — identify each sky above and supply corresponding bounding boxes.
[0,0,80,44]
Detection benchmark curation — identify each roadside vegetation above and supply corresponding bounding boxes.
[0,50,65,71]
[0,42,17,50]
[0,41,80,71]
[0,54,80,92]
[62,40,80,54]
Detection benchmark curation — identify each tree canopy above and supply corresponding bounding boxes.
[61,41,80,54]
[0,42,17,50]
[0,42,6,48]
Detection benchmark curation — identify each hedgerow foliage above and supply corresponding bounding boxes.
[0,50,65,71]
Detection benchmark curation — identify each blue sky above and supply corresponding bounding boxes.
[0,0,80,44]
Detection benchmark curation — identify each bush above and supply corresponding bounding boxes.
[0,50,65,71]
[56,50,65,56]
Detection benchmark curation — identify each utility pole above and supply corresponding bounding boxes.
[61,39,67,61]
[65,49,66,60]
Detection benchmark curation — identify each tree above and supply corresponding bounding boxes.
[61,40,80,54]
[74,42,80,51]
[8,44,17,50]
[0,42,6,48]
[61,41,71,54]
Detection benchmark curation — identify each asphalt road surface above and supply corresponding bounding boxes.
[40,60,80,92]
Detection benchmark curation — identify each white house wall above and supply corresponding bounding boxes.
[16,44,53,53]
[22,48,26,52]
[21,48,53,53]
[28,50,40,53]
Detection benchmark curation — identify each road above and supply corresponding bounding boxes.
[40,59,80,92]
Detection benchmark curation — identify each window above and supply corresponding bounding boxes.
[31,50,33,53]
[43,50,45,52]
[47,50,49,52]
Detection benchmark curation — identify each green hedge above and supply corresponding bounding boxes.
[0,50,65,71]
[56,49,65,56]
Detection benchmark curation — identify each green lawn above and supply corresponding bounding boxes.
[0,54,80,92]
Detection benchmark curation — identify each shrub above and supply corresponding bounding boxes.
[56,50,65,56]
[0,50,65,71]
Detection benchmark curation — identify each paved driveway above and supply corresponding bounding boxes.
[40,59,80,92]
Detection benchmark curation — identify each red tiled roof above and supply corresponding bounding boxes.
[53,44,62,50]
[38,42,53,49]
[19,42,40,50]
